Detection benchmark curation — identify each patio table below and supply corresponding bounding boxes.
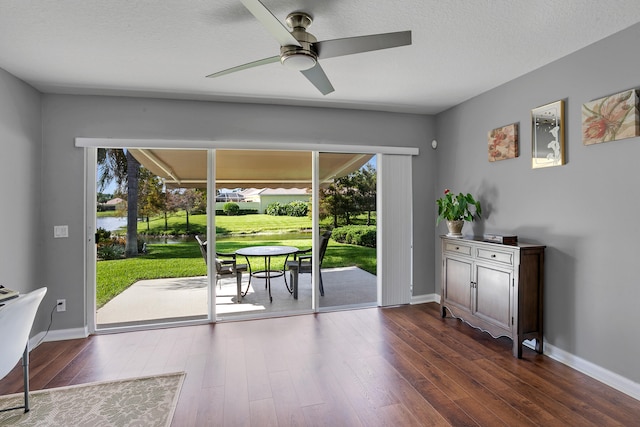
[236,245,299,302]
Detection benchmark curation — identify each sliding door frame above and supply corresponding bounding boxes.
[79,138,418,333]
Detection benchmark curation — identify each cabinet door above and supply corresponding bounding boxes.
[443,257,472,311]
[473,263,513,331]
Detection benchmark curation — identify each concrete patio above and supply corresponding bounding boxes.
[96,266,377,327]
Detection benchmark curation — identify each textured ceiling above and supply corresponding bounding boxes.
[1,1,640,114]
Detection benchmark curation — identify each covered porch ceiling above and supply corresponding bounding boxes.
[128,149,373,189]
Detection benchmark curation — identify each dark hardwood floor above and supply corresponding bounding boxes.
[2,303,639,426]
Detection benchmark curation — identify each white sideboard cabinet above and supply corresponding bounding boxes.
[440,236,545,358]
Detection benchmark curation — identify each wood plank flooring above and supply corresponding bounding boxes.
[1,303,639,426]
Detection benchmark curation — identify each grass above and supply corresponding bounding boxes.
[97,243,206,308]
[110,211,376,235]
[132,212,313,236]
[96,236,376,308]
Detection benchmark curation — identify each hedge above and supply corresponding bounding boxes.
[331,225,376,248]
[266,200,309,217]
[223,202,240,216]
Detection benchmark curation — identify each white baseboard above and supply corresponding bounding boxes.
[411,293,439,304]
[414,297,639,402]
[30,326,89,349]
[543,342,640,401]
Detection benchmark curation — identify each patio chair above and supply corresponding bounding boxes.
[286,230,332,299]
[195,235,247,302]
[0,287,47,413]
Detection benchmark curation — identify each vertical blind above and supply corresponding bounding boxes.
[377,154,413,306]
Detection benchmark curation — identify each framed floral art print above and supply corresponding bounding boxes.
[488,123,518,162]
[582,89,640,145]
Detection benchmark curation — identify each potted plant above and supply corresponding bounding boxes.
[436,189,482,237]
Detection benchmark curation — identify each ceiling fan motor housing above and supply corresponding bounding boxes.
[280,12,318,71]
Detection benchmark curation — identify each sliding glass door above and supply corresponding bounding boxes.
[316,152,378,311]
[82,138,415,332]
[213,149,315,320]
[94,148,209,329]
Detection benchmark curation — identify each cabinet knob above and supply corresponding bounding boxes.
[455,246,460,250]
[491,254,496,258]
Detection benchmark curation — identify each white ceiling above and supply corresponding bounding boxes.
[1,1,640,115]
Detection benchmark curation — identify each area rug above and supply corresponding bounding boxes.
[0,372,185,426]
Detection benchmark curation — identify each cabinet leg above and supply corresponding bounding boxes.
[441,305,446,318]
[513,337,522,359]
[535,338,543,354]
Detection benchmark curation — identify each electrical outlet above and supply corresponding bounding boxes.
[57,299,66,312]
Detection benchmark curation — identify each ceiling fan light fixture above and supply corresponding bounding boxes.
[280,50,317,71]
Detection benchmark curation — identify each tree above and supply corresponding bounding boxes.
[352,164,377,225]
[162,189,181,230]
[96,192,113,204]
[177,189,204,232]
[124,151,140,256]
[97,148,140,257]
[320,182,349,228]
[138,169,164,231]
[319,163,377,227]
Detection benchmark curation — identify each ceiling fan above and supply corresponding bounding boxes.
[206,0,412,95]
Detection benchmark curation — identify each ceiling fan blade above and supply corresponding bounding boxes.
[206,56,280,78]
[316,31,411,60]
[301,63,335,95]
[240,0,302,47]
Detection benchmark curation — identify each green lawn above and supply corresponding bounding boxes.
[132,212,313,236]
[96,235,376,309]
[112,211,375,236]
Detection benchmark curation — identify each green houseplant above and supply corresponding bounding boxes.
[436,189,482,237]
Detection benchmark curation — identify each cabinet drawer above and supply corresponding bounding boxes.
[444,242,472,256]
[477,248,513,265]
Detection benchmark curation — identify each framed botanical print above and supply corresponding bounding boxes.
[582,89,640,145]
[531,100,565,169]
[488,123,518,162]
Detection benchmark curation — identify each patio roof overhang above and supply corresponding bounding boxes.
[128,149,372,189]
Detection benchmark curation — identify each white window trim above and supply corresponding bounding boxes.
[75,138,418,156]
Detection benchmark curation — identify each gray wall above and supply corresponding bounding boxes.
[435,23,640,382]
[39,94,436,330]
[0,68,48,329]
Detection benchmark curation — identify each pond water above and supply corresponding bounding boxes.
[96,216,127,231]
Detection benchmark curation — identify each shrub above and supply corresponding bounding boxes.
[223,202,240,216]
[267,200,308,216]
[97,241,125,260]
[215,209,258,215]
[285,200,309,217]
[96,227,111,243]
[266,202,285,216]
[97,234,147,260]
[331,225,377,248]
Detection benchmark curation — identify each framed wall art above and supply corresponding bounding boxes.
[531,100,565,169]
[582,89,640,145]
[488,123,518,162]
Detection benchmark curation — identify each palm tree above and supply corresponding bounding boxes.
[97,148,140,257]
